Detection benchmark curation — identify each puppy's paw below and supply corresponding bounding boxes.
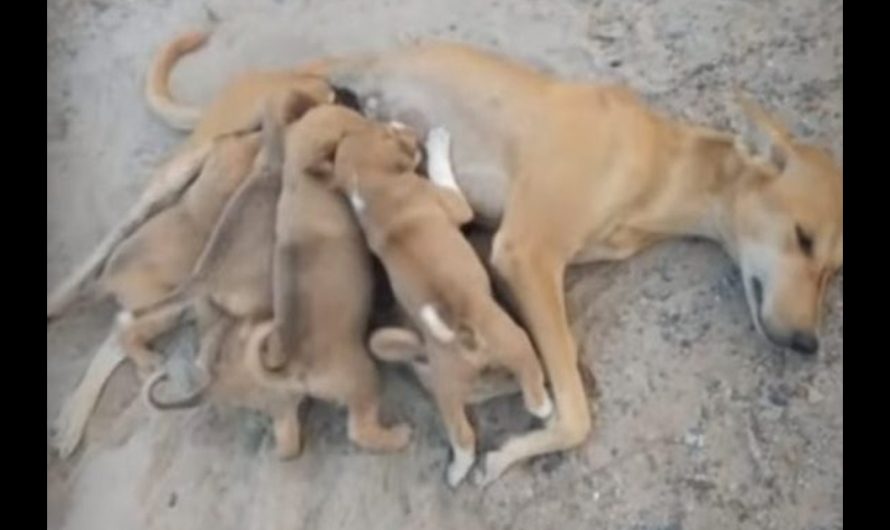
[355,422,413,453]
[383,423,413,451]
[446,445,475,487]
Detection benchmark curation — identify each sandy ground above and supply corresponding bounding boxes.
[47,1,843,529]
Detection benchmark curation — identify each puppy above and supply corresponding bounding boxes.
[321,125,552,486]
[145,318,305,459]
[49,80,335,459]
[147,99,411,454]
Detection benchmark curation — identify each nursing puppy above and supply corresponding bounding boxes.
[320,125,551,486]
[150,99,411,453]
[48,80,334,459]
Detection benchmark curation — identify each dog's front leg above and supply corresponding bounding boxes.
[476,233,592,486]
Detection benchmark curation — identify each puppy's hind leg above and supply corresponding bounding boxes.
[270,396,305,460]
[342,354,412,453]
[430,376,476,488]
[482,303,552,420]
[52,317,127,458]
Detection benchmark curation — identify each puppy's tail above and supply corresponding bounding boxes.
[142,367,209,411]
[145,30,209,132]
[245,320,296,391]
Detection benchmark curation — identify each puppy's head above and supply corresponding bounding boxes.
[326,122,423,190]
[728,91,843,355]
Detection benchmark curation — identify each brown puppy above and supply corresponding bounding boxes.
[148,100,411,454]
[145,319,305,459]
[320,124,551,486]
[49,79,337,459]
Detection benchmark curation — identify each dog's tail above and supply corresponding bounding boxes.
[245,320,298,391]
[145,30,209,132]
[142,367,210,410]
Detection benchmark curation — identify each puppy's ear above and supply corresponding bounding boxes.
[369,327,426,363]
[305,143,337,181]
[279,90,318,124]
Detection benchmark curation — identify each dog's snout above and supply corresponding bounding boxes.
[789,331,819,355]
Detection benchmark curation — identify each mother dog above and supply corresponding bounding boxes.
[54,31,843,485]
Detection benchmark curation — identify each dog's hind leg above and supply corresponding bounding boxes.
[51,318,127,458]
[47,142,213,321]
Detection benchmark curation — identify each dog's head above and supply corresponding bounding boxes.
[327,121,423,190]
[271,104,370,181]
[728,92,842,355]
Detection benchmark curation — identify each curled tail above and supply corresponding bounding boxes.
[146,30,209,131]
[142,367,210,410]
[245,320,297,391]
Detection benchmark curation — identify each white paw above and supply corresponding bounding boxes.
[426,126,451,151]
[446,445,475,487]
[471,450,510,488]
[530,393,554,420]
[52,394,89,458]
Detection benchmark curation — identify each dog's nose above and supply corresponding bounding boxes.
[790,331,819,355]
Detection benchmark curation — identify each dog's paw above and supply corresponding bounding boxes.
[446,446,476,488]
[51,395,88,458]
[385,423,413,451]
[425,127,451,153]
[471,450,510,488]
[362,423,413,453]
[529,393,554,420]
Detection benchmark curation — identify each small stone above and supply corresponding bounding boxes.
[683,432,705,449]
[807,387,825,404]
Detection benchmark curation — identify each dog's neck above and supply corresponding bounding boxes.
[648,125,751,257]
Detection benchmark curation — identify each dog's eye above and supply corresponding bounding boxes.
[795,224,814,257]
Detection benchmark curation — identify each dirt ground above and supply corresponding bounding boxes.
[46,1,843,529]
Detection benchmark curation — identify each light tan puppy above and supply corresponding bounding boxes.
[321,124,551,486]
[145,318,305,459]
[120,33,843,484]
[236,102,412,452]
[147,100,411,454]
[48,78,336,459]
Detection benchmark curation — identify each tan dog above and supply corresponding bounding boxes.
[116,33,845,484]
[47,74,336,458]
[319,124,551,485]
[146,99,411,454]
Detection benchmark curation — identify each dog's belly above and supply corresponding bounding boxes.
[338,77,510,225]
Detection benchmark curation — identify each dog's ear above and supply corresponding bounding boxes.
[734,89,794,174]
[279,90,318,124]
[369,327,426,363]
[305,145,337,181]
